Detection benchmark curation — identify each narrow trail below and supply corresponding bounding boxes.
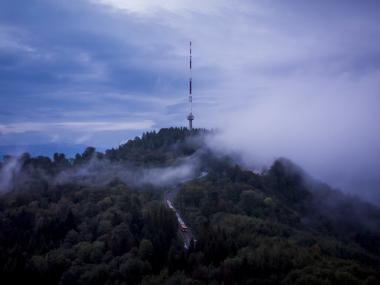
[163,185,195,249]
[163,172,207,249]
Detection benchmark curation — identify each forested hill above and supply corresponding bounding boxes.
[0,127,380,284]
[105,127,208,165]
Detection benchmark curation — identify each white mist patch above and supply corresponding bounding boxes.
[140,163,196,186]
[0,157,21,192]
[55,155,200,187]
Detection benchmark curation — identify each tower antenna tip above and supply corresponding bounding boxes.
[187,41,194,130]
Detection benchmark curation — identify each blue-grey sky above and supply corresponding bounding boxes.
[1,0,380,201]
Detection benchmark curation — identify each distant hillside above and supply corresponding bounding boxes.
[0,127,379,284]
[0,143,93,158]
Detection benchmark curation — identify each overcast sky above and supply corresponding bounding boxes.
[1,0,380,201]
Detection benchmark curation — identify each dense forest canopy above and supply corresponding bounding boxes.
[0,127,379,284]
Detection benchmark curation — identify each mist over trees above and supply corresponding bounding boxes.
[0,128,379,284]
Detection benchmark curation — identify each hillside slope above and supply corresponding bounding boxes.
[0,128,379,284]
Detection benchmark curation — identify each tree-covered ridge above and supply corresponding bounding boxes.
[105,127,208,165]
[0,127,206,173]
[0,127,380,284]
[175,159,380,284]
[0,128,206,191]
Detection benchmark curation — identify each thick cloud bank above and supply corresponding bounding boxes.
[208,74,380,204]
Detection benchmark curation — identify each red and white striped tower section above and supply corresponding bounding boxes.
[187,41,194,130]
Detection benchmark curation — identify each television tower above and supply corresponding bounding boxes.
[187,41,194,130]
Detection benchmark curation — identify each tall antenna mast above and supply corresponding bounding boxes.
[187,41,194,130]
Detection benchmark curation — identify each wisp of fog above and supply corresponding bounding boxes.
[0,153,201,193]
